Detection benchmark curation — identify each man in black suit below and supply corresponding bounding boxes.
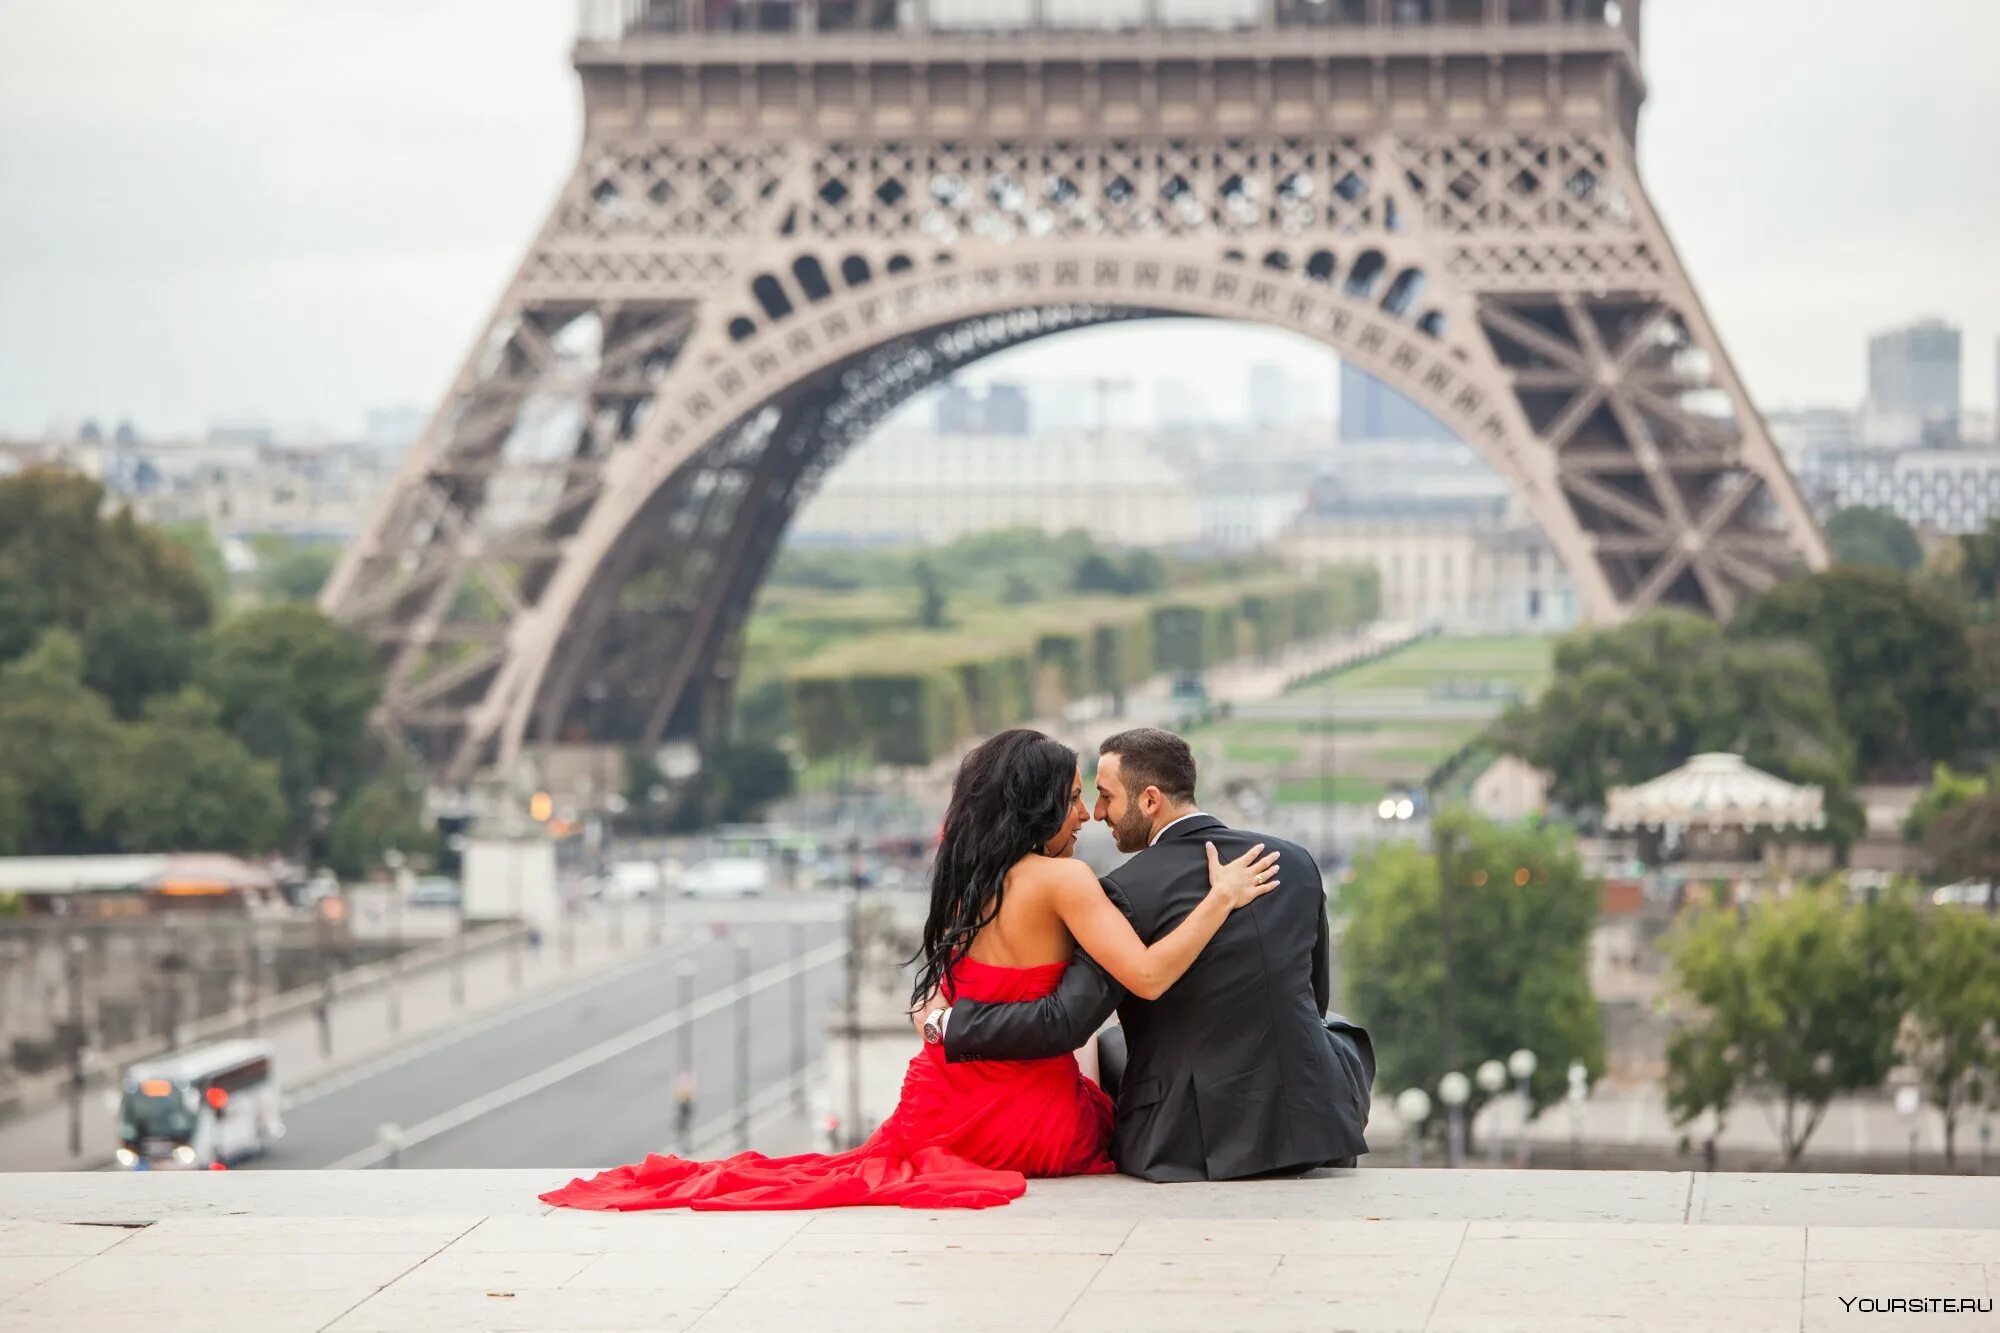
[921,727,1373,1182]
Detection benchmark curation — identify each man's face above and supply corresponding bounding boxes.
[1093,752,1157,854]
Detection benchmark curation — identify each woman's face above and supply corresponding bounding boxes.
[1045,768,1089,858]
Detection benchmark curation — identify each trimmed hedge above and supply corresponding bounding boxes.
[786,566,1376,765]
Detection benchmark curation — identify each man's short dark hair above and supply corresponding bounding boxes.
[1099,728,1198,805]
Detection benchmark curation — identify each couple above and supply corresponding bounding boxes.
[540,726,1373,1212]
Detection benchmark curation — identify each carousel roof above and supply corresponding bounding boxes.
[1603,752,1825,832]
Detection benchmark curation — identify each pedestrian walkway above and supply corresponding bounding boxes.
[2,1168,1994,1330]
[0,900,807,1174]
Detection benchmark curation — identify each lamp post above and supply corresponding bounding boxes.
[791,918,808,1110]
[1508,1048,1538,1167]
[1395,1087,1432,1167]
[64,935,87,1159]
[384,848,406,1032]
[844,886,863,1150]
[734,937,753,1152]
[1475,1060,1507,1166]
[675,958,697,1153]
[1566,1059,1590,1168]
[1895,1084,1922,1174]
[1438,1071,1470,1167]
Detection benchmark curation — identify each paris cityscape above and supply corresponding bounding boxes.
[1,1,1997,1329]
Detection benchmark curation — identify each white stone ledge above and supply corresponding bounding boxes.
[5,1172,1998,1332]
[5,1168,1999,1229]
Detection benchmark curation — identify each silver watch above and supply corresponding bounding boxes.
[922,1008,947,1045]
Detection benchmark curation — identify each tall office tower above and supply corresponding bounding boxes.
[1337,362,1458,444]
[1867,318,1962,438]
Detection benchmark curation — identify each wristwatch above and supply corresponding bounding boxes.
[921,1008,948,1045]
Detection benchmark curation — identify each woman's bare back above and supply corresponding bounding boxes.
[960,855,1079,969]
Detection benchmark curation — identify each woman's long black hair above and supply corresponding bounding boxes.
[908,728,1078,1011]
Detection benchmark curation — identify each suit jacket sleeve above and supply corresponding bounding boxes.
[1311,859,1333,1018]
[940,876,1134,1063]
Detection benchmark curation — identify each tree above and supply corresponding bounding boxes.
[1340,811,1604,1128]
[1494,611,1860,839]
[260,544,339,603]
[194,604,382,821]
[0,469,212,664]
[1824,506,1922,572]
[1731,567,1975,779]
[157,521,232,611]
[1898,910,2000,1165]
[1664,888,1916,1163]
[0,632,124,854]
[84,690,288,855]
[327,768,436,881]
[913,560,949,630]
[82,603,198,720]
[1071,552,1127,595]
[1922,795,2000,891]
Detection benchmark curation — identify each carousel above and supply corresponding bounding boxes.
[1603,752,1830,903]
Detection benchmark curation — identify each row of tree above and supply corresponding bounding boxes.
[0,469,424,876]
[1494,559,1985,848]
[1667,889,2000,1165]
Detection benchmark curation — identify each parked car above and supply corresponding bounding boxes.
[406,876,463,909]
[601,859,665,901]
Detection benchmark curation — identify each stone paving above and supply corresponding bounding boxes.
[2,1169,1997,1331]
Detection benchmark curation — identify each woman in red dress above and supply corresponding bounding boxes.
[539,728,1279,1212]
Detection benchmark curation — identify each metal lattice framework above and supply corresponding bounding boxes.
[325,1,1827,787]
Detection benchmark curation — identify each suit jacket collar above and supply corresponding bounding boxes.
[1152,812,1225,845]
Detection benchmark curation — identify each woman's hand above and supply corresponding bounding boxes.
[1204,841,1281,910]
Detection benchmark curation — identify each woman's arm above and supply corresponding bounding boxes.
[1046,842,1279,1001]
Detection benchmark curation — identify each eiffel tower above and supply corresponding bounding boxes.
[324,0,1826,787]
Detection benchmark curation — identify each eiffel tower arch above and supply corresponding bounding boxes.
[325,0,1827,787]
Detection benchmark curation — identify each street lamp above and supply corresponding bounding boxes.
[735,938,753,1152]
[1895,1084,1922,1175]
[1566,1059,1590,1168]
[1475,1060,1507,1166]
[1508,1048,1538,1167]
[791,918,808,1111]
[1438,1071,1470,1167]
[1395,1087,1432,1167]
[675,958,697,1153]
[384,848,406,1032]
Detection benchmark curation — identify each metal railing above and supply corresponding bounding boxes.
[579,0,1638,43]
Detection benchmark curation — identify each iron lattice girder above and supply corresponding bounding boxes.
[325,33,1825,785]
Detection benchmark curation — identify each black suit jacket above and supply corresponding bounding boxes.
[942,815,1372,1181]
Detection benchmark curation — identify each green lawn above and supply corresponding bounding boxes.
[1273,775,1390,805]
[1224,742,1301,764]
[1299,634,1554,698]
[1196,633,1554,807]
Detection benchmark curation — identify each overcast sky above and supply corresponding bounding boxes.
[1,0,1994,437]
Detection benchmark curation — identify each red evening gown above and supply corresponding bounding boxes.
[538,956,1115,1211]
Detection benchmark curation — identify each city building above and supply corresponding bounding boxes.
[1867,318,1961,441]
[790,426,1202,548]
[933,381,1030,436]
[1195,461,1312,552]
[1283,495,1577,633]
[1338,361,1458,445]
[1801,445,2000,535]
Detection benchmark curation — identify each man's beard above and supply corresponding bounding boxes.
[1110,802,1152,854]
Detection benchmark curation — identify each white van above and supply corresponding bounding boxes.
[680,857,770,899]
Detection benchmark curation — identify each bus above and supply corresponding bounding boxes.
[115,1040,283,1169]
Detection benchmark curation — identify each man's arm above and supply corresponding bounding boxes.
[1312,882,1333,1018]
[940,948,1125,1062]
[940,875,1137,1063]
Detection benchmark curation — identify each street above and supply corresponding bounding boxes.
[254,907,848,1171]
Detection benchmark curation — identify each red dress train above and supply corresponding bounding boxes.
[538,956,1115,1211]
